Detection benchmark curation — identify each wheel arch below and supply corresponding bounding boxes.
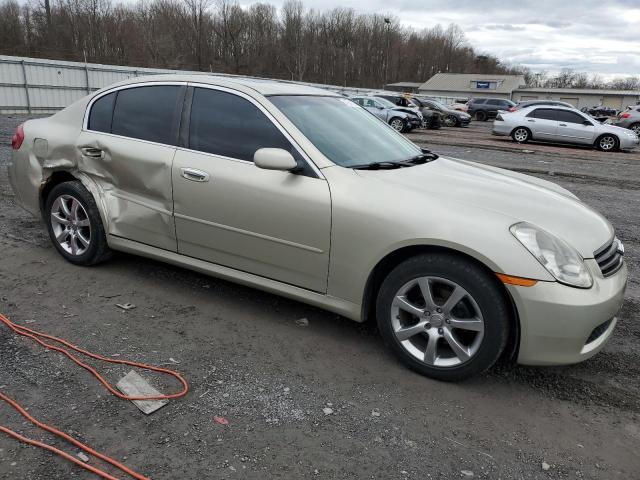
[361,244,520,362]
[40,171,110,232]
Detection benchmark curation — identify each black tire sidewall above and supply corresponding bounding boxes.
[44,181,109,265]
[597,134,618,151]
[376,253,511,381]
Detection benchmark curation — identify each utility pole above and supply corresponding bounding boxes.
[384,17,391,89]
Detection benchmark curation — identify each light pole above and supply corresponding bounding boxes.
[384,17,391,89]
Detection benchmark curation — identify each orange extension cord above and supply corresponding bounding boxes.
[0,312,189,480]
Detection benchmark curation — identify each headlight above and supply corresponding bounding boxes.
[510,222,593,288]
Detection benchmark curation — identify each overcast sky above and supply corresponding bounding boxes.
[239,0,640,79]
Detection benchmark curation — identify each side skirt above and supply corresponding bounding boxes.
[107,235,362,322]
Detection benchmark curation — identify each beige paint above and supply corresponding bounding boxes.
[8,74,627,366]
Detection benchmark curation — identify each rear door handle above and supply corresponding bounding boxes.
[180,168,210,182]
[80,147,104,158]
[559,123,567,127]
[527,119,535,122]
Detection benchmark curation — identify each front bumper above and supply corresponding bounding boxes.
[619,134,639,150]
[510,259,627,366]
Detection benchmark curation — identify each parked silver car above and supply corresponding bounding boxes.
[9,75,627,381]
[613,105,640,136]
[493,105,639,151]
[351,96,417,132]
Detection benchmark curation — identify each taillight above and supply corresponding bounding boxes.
[11,123,25,150]
[620,112,631,119]
[508,107,516,112]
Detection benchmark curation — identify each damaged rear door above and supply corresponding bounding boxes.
[77,83,186,251]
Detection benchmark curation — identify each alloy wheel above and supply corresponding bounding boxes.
[50,194,92,256]
[390,276,485,368]
[630,124,640,136]
[599,135,616,151]
[390,119,404,131]
[513,128,529,142]
[444,115,457,127]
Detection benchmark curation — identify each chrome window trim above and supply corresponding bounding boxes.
[82,80,325,180]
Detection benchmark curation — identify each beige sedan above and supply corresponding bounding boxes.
[8,75,627,380]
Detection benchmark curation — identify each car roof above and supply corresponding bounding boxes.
[102,73,338,97]
[518,104,583,113]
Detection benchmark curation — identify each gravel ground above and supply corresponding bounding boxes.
[0,115,639,480]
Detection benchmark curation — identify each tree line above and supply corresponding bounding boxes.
[0,0,636,91]
[0,0,520,87]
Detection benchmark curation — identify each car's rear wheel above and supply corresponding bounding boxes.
[389,117,407,132]
[376,253,510,381]
[45,181,112,265]
[444,115,458,127]
[511,127,531,143]
[475,111,487,121]
[596,134,618,152]
[629,123,640,136]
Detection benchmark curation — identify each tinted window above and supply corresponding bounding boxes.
[111,86,181,144]
[531,108,558,121]
[88,92,116,133]
[486,99,501,105]
[189,87,294,162]
[556,110,587,124]
[471,99,486,104]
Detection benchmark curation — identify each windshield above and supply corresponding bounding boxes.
[270,95,422,168]
[374,97,397,109]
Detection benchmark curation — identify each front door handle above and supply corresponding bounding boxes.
[527,119,535,122]
[180,168,210,182]
[80,147,104,158]
[559,123,567,127]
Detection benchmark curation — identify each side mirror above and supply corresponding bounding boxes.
[254,148,298,172]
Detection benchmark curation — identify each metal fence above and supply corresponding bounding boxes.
[0,55,398,114]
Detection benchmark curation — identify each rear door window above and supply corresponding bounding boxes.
[486,99,501,106]
[530,109,558,121]
[88,92,116,133]
[111,85,182,144]
[189,87,295,162]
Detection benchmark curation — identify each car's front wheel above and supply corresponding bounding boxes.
[389,117,407,133]
[376,253,511,381]
[596,134,618,152]
[444,115,458,127]
[45,181,112,265]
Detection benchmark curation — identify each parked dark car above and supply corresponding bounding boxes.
[467,98,516,121]
[410,97,471,127]
[512,100,574,111]
[581,106,618,117]
[351,96,415,132]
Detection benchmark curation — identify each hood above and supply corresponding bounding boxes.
[355,157,613,257]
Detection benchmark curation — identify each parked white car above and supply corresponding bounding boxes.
[492,105,639,151]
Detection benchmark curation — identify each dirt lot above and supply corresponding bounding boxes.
[1,115,639,480]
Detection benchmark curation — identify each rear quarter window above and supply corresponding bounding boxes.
[88,92,116,133]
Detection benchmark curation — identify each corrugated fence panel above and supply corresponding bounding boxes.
[0,54,387,114]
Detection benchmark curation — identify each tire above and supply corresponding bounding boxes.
[629,123,640,136]
[376,253,511,381]
[596,134,618,152]
[444,115,458,127]
[511,127,531,143]
[44,181,112,265]
[475,110,487,121]
[389,117,407,133]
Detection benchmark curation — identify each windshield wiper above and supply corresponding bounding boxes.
[350,161,404,170]
[400,150,439,165]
